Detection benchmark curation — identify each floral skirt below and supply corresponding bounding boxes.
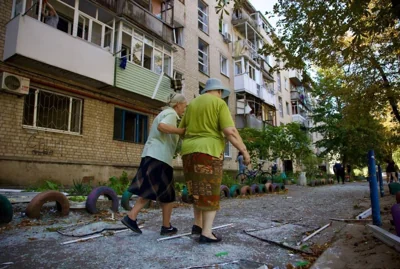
[182,153,223,211]
[127,157,175,203]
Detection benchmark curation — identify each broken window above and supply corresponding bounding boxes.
[198,0,208,33]
[198,39,209,74]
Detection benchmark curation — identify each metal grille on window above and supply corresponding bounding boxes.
[23,88,82,134]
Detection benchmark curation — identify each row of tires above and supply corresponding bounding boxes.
[180,183,286,203]
[0,182,287,223]
[308,178,335,186]
[0,186,120,223]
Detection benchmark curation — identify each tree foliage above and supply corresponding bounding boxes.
[238,123,312,167]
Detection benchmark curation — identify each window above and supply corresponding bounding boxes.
[121,24,173,76]
[277,72,281,91]
[198,0,208,33]
[23,88,82,134]
[198,39,209,74]
[278,97,283,117]
[235,61,243,75]
[173,27,184,47]
[199,83,205,95]
[220,55,229,76]
[224,141,231,158]
[284,77,288,91]
[113,108,148,144]
[248,64,256,81]
[219,19,228,35]
[286,102,290,115]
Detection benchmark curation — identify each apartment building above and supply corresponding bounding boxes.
[0,0,178,186]
[0,0,320,186]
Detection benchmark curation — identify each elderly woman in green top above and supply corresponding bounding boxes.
[180,78,250,243]
[121,93,187,236]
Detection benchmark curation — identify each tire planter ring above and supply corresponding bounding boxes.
[240,185,251,196]
[275,183,285,191]
[265,183,273,193]
[230,185,241,198]
[25,191,69,219]
[320,179,326,185]
[258,184,267,193]
[250,184,260,194]
[309,180,316,187]
[391,204,400,236]
[220,185,230,198]
[86,186,119,214]
[271,183,280,192]
[121,190,134,211]
[0,194,13,224]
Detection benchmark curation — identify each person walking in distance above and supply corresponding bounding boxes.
[179,78,250,243]
[121,93,187,236]
[333,162,345,184]
[236,152,246,183]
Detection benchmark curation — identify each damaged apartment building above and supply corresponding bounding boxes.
[0,0,318,186]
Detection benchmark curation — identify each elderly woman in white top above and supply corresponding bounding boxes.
[121,93,187,236]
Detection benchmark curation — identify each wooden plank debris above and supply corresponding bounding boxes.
[368,225,400,252]
[296,222,331,246]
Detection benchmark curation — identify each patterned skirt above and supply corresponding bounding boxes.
[127,156,175,203]
[182,153,223,211]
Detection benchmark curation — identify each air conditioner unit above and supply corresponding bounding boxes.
[223,33,232,43]
[0,72,30,95]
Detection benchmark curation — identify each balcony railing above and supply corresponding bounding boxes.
[292,114,306,125]
[122,0,174,43]
[114,58,172,102]
[235,114,264,130]
[4,14,115,86]
[289,69,303,86]
[234,74,259,98]
[259,85,275,107]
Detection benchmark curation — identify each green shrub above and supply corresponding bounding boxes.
[70,179,92,196]
[24,180,62,192]
[222,172,236,187]
[108,171,130,195]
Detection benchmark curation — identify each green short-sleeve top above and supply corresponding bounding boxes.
[179,94,234,158]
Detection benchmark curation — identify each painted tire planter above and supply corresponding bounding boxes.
[121,190,134,210]
[258,184,267,193]
[240,185,251,196]
[265,183,273,193]
[0,194,13,224]
[316,179,321,186]
[220,185,230,198]
[250,184,260,194]
[85,186,119,214]
[391,204,400,236]
[274,183,285,191]
[26,191,69,219]
[230,185,241,198]
[271,183,280,192]
[309,180,316,187]
[320,179,326,185]
[396,192,400,204]
[389,182,400,195]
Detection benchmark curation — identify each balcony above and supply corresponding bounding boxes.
[292,114,306,125]
[122,0,174,44]
[234,74,260,98]
[259,85,275,107]
[232,11,258,31]
[235,114,264,130]
[3,15,114,87]
[289,69,303,86]
[114,59,172,103]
